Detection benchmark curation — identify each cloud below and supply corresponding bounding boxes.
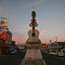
[39,30,50,43]
[12,33,26,44]
[40,30,65,43]
[12,30,65,44]
[12,30,49,44]
[56,33,65,42]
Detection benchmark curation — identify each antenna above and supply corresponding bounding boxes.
[55,36,58,42]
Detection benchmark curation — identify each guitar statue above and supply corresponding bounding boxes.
[20,11,46,65]
[26,11,41,48]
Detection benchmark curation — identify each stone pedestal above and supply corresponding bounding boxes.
[20,48,46,65]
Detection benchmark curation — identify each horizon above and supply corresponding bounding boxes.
[0,0,65,44]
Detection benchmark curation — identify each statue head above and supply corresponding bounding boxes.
[32,11,36,19]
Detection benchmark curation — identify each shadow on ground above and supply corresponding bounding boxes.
[42,52,65,65]
[0,52,26,65]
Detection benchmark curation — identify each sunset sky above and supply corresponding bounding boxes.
[0,0,65,44]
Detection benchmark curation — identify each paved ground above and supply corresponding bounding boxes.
[42,53,65,65]
[0,51,65,65]
[0,52,26,65]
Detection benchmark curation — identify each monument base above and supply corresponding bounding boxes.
[20,48,46,65]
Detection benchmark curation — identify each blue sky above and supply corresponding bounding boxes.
[0,0,65,43]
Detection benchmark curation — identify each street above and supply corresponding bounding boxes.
[0,52,65,65]
[42,53,65,65]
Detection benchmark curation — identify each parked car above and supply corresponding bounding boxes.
[48,49,64,57]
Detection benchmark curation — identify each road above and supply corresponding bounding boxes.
[0,52,26,65]
[42,53,65,65]
[0,51,65,65]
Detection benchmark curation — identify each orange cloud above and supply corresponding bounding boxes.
[57,33,65,42]
[12,31,65,44]
[39,30,50,43]
[12,34,26,44]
